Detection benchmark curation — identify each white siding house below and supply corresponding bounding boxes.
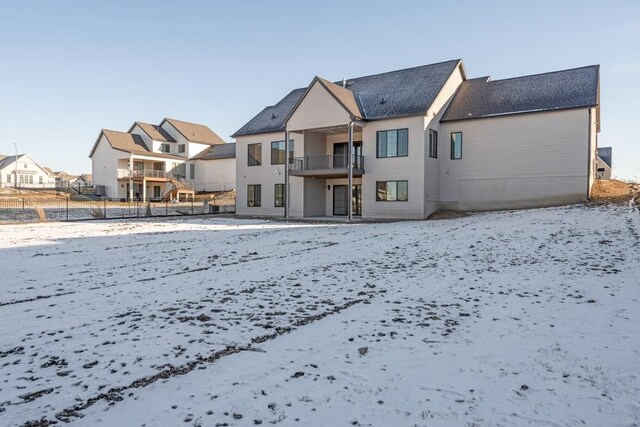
[90,118,235,199]
[232,60,600,219]
[0,154,56,188]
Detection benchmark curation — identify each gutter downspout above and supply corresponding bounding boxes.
[284,130,289,219]
[347,121,354,221]
[587,109,592,201]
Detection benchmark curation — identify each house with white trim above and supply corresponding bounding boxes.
[89,118,236,200]
[232,59,600,219]
[0,154,56,188]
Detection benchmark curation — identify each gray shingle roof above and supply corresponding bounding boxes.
[232,59,462,137]
[232,88,306,138]
[193,143,236,160]
[441,65,599,122]
[0,154,23,170]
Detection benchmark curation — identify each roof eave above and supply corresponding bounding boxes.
[440,105,599,123]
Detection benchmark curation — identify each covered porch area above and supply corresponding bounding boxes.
[115,155,193,201]
[287,123,365,219]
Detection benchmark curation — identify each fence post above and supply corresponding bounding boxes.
[66,198,69,221]
[103,199,107,219]
[165,201,168,216]
[191,196,194,215]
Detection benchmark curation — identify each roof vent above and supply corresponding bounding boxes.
[271,113,277,120]
[342,77,347,88]
[380,96,386,104]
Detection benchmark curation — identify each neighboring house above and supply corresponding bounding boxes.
[89,118,236,200]
[596,147,612,179]
[191,143,236,192]
[0,154,57,188]
[52,171,79,188]
[233,59,600,219]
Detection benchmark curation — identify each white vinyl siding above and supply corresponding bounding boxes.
[362,115,426,219]
[236,132,303,217]
[439,108,591,209]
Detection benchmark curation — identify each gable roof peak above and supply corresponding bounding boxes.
[161,117,225,145]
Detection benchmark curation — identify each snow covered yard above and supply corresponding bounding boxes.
[0,204,639,426]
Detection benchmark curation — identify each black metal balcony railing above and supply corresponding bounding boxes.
[290,155,364,172]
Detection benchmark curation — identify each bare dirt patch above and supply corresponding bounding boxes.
[428,209,472,220]
[591,180,636,204]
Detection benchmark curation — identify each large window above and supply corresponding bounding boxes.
[173,163,186,179]
[451,132,462,159]
[178,144,186,153]
[274,183,285,207]
[377,129,408,158]
[247,184,261,207]
[160,143,170,153]
[429,129,438,159]
[376,180,408,202]
[271,140,294,165]
[248,143,262,166]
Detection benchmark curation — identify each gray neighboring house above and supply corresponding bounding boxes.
[233,60,600,219]
[596,147,612,179]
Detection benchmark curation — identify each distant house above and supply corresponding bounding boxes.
[596,147,612,179]
[89,118,236,200]
[0,154,56,188]
[233,60,600,219]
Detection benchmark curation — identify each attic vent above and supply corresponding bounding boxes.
[380,96,386,105]
[271,113,277,119]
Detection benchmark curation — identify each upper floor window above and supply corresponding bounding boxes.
[24,163,28,168]
[178,144,186,153]
[428,129,438,159]
[271,140,294,165]
[377,129,408,158]
[160,143,170,153]
[248,143,262,166]
[189,164,195,180]
[450,132,462,159]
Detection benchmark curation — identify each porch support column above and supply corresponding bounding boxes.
[284,129,289,219]
[347,121,354,221]
[142,177,147,201]
[128,154,134,201]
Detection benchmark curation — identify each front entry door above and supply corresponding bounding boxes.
[333,185,348,216]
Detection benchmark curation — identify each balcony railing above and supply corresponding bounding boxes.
[289,155,365,173]
[117,169,169,179]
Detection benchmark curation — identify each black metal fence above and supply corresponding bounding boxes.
[0,197,236,223]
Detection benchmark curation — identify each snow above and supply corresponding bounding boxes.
[0,204,639,426]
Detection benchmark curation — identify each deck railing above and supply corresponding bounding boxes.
[117,169,168,179]
[289,155,364,172]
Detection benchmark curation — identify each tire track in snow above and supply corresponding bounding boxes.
[20,297,370,426]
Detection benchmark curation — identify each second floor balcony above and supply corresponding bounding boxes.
[289,155,365,178]
[117,169,171,180]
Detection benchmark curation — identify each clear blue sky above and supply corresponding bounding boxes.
[1,0,638,179]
